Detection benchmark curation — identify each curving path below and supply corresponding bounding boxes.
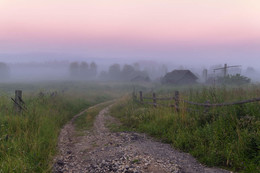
[53,104,230,173]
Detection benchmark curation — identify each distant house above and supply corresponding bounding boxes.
[161,70,198,85]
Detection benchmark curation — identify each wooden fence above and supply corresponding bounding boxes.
[134,91,260,113]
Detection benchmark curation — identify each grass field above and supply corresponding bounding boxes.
[110,85,260,172]
[0,81,133,172]
[1,81,259,172]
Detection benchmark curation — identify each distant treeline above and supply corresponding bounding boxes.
[99,63,150,82]
[69,61,97,79]
[69,62,151,82]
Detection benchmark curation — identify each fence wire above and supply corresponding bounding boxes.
[135,91,260,112]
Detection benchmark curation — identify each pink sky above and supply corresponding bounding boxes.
[0,0,260,64]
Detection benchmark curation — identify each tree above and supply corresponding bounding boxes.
[80,61,89,78]
[89,62,97,77]
[122,64,135,80]
[69,62,79,77]
[217,74,251,85]
[108,63,121,79]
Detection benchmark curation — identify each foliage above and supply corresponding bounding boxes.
[108,63,121,80]
[89,62,98,77]
[217,74,251,85]
[0,94,87,172]
[0,81,133,172]
[101,63,150,82]
[69,62,79,76]
[69,61,97,80]
[110,86,260,172]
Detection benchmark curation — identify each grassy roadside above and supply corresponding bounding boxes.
[0,94,91,173]
[0,81,134,172]
[110,86,260,173]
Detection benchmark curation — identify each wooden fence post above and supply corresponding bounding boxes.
[153,93,157,108]
[14,90,22,113]
[139,91,143,104]
[175,91,180,113]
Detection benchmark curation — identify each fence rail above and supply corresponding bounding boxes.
[184,98,260,107]
[135,90,260,113]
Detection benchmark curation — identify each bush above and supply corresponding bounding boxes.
[217,74,251,85]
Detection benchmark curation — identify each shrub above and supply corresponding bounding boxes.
[217,74,251,85]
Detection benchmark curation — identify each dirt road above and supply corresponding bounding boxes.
[53,104,230,173]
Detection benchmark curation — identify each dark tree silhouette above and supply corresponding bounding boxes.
[122,64,135,79]
[217,74,251,85]
[80,61,89,78]
[69,62,79,77]
[90,62,97,78]
[108,63,121,80]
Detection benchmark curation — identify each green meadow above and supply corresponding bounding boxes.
[110,85,260,172]
[0,81,259,172]
[0,81,132,172]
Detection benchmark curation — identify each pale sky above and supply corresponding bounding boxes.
[0,0,260,65]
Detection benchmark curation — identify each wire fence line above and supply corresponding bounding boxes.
[183,98,260,107]
[134,90,260,113]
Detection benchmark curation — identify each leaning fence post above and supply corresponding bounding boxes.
[175,91,180,113]
[153,93,157,108]
[139,91,143,104]
[14,90,22,113]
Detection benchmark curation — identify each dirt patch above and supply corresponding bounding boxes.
[53,104,230,173]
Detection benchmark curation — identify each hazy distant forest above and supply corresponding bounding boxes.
[0,60,258,85]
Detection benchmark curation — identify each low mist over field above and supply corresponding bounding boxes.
[0,54,260,83]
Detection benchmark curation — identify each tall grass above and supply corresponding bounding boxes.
[0,94,88,172]
[110,86,260,172]
[0,81,135,172]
